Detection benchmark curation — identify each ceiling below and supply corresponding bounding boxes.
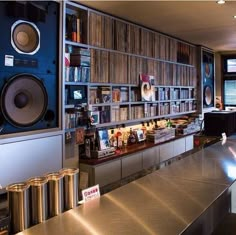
[78,1,236,52]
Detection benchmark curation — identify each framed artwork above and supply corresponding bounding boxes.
[140,74,155,101]
[202,50,214,108]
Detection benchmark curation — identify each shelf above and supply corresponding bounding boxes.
[95,110,197,128]
[88,9,196,67]
[64,81,196,127]
[65,104,75,109]
[65,81,89,85]
[62,1,198,162]
[65,40,89,49]
[65,128,76,133]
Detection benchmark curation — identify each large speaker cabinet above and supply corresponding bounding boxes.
[204,111,236,137]
[0,1,60,135]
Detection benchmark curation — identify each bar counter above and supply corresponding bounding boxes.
[17,136,236,235]
[79,133,200,165]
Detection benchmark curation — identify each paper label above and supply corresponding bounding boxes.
[5,55,14,66]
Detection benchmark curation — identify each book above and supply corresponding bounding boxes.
[76,18,81,43]
[71,14,77,42]
[98,87,111,103]
[112,88,120,102]
[120,87,129,102]
[89,88,97,104]
[64,53,70,82]
[111,105,120,122]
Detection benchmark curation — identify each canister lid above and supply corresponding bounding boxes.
[28,176,48,186]
[6,182,29,192]
[45,172,64,181]
[59,168,79,176]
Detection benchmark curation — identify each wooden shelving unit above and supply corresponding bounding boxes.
[62,1,198,160]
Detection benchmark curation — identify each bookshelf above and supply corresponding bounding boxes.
[62,1,198,160]
[86,83,196,128]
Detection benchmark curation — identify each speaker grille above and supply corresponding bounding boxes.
[11,20,40,55]
[1,74,48,127]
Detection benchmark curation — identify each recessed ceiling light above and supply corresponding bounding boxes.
[217,0,225,4]
[234,15,236,19]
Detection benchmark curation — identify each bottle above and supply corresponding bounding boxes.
[116,128,123,149]
[123,130,128,147]
[141,125,147,140]
[109,129,117,147]
[128,128,136,145]
[166,119,172,128]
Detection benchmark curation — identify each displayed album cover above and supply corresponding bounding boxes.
[97,129,110,150]
[90,111,100,125]
[135,129,145,142]
[140,74,155,101]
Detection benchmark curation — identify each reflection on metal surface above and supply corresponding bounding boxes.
[69,210,101,235]
[228,146,236,158]
[14,136,236,235]
[105,193,157,235]
[157,175,205,208]
[132,181,188,225]
[226,165,236,179]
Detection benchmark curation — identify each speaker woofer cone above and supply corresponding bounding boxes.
[11,20,40,55]
[1,74,48,127]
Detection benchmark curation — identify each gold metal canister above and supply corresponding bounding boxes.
[6,182,30,234]
[45,172,64,217]
[59,168,79,210]
[27,176,48,225]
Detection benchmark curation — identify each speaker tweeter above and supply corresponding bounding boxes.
[11,20,40,55]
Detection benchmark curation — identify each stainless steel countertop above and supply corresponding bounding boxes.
[157,137,236,186]
[17,137,236,235]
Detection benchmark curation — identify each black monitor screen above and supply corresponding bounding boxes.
[68,85,87,104]
[73,90,83,99]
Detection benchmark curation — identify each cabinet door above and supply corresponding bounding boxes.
[173,138,185,157]
[185,135,194,152]
[122,152,142,178]
[94,159,121,187]
[160,141,174,162]
[142,146,160,169]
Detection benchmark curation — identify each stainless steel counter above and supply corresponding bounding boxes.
[17,137,236,235]
[157,137,236,186]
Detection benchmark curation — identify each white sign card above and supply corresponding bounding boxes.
[81,184,100,203]
[221,132,227,145]
[222,132,227,140]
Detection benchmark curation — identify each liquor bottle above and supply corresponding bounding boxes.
[128,128,136,145]
[109,129,117,147]
[116,128,123,149]
[123,130,128,147]
[166,119,172,128]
